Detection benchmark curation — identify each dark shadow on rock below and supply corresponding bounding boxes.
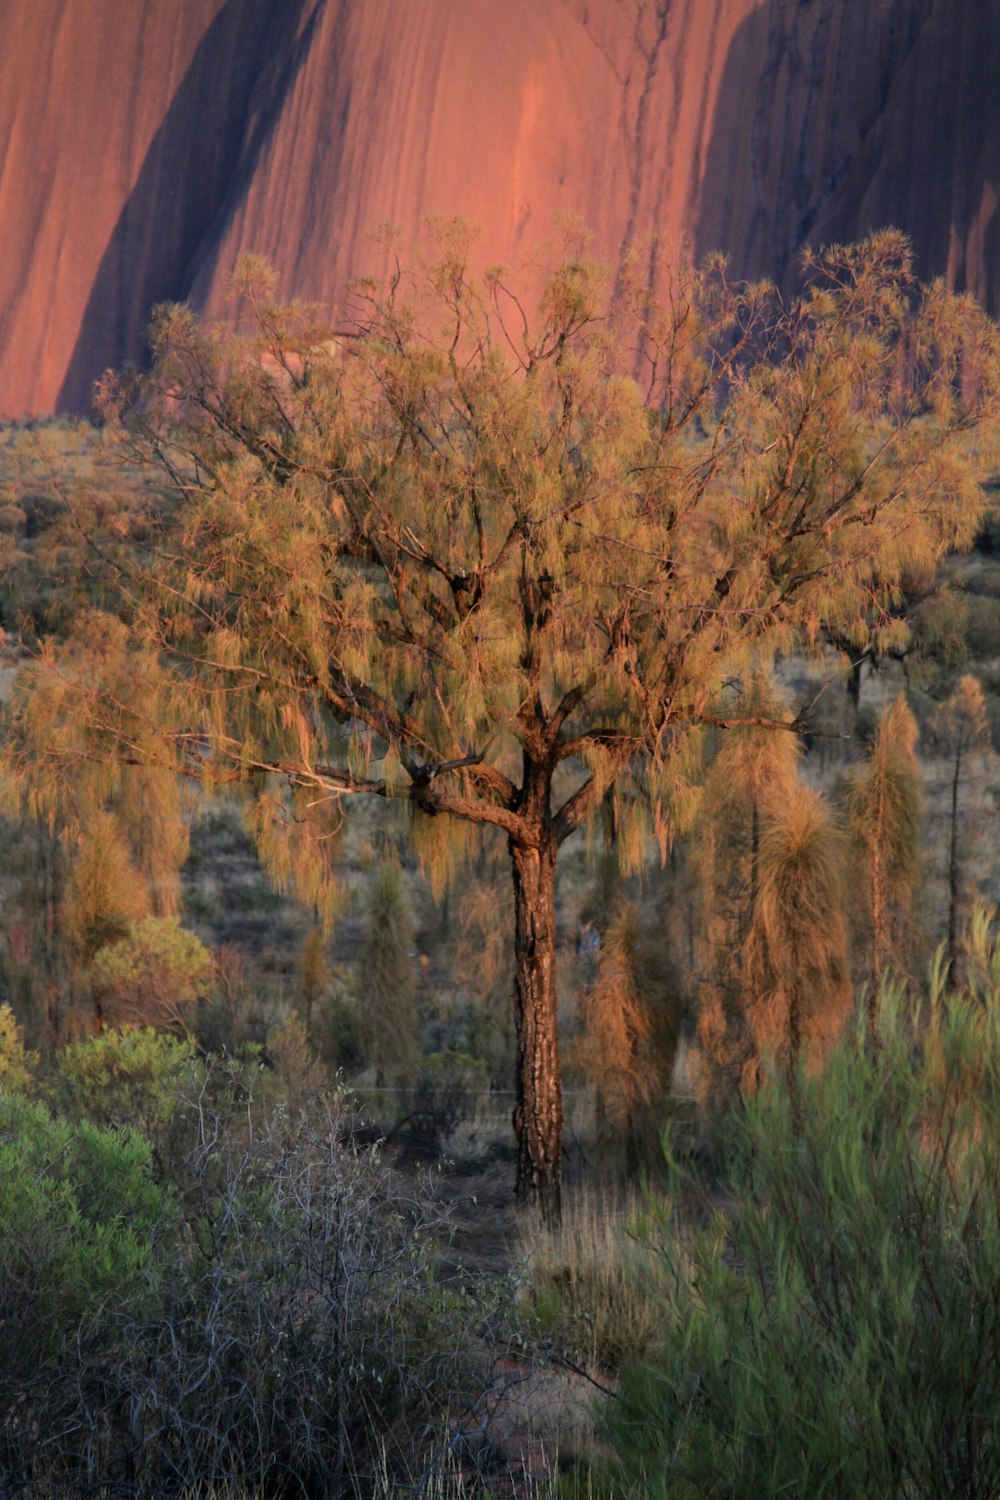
[695,0,1000,309]
[58,0,320,412]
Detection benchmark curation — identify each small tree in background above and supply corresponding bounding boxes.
[298,922,331,1038]
[573,897,681,1176]
[696,684,851,1095]
[848,695,923,1031]
[695,681,801,1096]
[929,674,993,984]
[6,229,999,1220]
[62,812,150,966]
[356,860,419,1087]
[746,784,852,1088]
[0,611,190,1040]
[88,916,213,1035]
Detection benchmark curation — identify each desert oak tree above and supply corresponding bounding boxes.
[7,229,999,1221]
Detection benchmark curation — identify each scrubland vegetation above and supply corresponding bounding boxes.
[2,229,1000,1493]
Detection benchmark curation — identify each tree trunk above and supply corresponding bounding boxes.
[869,774,886,1041]
[509,833,563,1227]
[869,839,884,1041]
[948,745,962,985]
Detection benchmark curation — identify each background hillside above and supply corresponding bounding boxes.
[1,0,997,416]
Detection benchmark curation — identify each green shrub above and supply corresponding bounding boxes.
[0,1002,35,1091]
[0,1090,170,1478]
[600,982,1000,1499]
[54,1024,199,1140]
[0,1093,167,1317]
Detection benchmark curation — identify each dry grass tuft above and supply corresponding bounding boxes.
[519,1184,658,1375]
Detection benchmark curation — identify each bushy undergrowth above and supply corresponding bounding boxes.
[596,979,1000,1500]
[0,1064,505,1498]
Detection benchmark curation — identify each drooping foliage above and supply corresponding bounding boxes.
[572,896,682,1173]
[695,680,851,1094]
[694,678,801,1094]
[4,227,999,1217]
[745,784,852,1083]
[848,694,924,1026]
[356,859,419,1086]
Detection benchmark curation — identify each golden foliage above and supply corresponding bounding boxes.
[57,226,1000,888]
[694,682,801,1097]
[930,673,991,758]
[88,915,213,1035]
[745,784,852,1078]
[847,694,923,1003]
[573,901,654,1122]
[62,812,150,965]
[571,895,683,1171]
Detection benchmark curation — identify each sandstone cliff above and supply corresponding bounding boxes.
[1,0,996,416]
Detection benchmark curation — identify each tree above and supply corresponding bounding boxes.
[6,229,999,1221]
[848,695,924,1031]
[745,784,852,1087]
[0,607,189,1041]
[572,896,681,1176]
[88,915,213,1035]
[695,683,850,1095]
[356,860,419,1087]
[298,922,330,1038]
[62,810,150,966]
[695,679,802,1096]
[928,673,992,983]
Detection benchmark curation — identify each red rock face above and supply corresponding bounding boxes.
[1,0,996,417]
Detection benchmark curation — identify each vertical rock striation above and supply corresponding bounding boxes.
[1,0,996,416]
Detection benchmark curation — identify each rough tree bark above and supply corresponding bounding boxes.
[509,832,563,1228]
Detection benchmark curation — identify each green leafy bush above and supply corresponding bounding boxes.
[0,1093,170,1485]
[600,982,1000,1500]
[0,1093,167,1320]
[0,1002,35,1091]
[54,1024,199,1140]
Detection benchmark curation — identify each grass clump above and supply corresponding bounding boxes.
[521,1185,659,1374]
[598,974,1000,1500]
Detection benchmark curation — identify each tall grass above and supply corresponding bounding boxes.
[596,970,1000,1500]
[520,1184,659,1375]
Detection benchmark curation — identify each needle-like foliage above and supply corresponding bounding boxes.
[848,694,924,1028]
[5,226,999,1218]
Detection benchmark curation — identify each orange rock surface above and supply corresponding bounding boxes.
[1,0,996,416]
